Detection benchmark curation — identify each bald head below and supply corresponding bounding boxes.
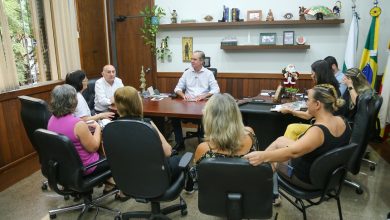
[102,65,116,85]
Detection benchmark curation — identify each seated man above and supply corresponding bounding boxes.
[172,50,220,150]
[94,65,124,113]
[324,56,347,96]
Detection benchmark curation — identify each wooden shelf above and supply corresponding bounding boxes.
[221,45,310,50]
[159,19,344,30]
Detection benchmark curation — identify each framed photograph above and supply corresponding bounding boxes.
[182,37,193,62]
[203,57,211,67]
[283,31,295,45]
[260,33,276,45]
[247,10,262,21]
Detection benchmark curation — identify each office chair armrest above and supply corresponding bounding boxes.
[82,158,108,172]
[178,152,193,168]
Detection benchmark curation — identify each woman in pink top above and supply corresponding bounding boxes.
[48,85,115,192]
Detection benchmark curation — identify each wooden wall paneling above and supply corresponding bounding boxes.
[0,103,10,167]
[114,0,155,88]
[76,0,108,78]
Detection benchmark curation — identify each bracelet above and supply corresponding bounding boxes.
[348,86,354,91]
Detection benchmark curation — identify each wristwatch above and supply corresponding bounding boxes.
[348,86,354,91]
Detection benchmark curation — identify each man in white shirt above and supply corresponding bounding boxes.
[172,50,220,150]
[94,65,124,112]
[324,56,347,96]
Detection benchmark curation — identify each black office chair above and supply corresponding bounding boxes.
[345,93,377,194]
[278,143,357,220]
[102,120,192,219]
[34,129,120,219]
[362,94,383,170]
[197,158,273,220]
[19,95,52,190]
[82,77,98,115]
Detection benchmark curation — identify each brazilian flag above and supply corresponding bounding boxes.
[359,9,380,88]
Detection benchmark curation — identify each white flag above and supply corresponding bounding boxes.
[342,12,359,72]
[378,48,390,136]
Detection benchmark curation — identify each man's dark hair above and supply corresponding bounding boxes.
[65,70,86,92]
[324,56,338,69]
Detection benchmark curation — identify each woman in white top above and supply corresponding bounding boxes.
[65,70,114,121]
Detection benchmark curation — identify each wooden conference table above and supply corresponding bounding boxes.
[141,96,307,150]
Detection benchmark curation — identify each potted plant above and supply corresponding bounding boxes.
[139,5,166,53]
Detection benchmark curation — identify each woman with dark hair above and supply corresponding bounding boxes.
[311,60,340,96]
[65,70,114,121]
[47,85,115,192]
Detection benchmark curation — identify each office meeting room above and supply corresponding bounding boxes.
[1,0,390,219]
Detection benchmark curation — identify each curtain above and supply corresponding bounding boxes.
[0,0,19,92]
[50,0,80,79]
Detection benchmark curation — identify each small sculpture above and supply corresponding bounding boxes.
[282,64,299,88]
[283,13,293,20]
[299,6,306,20]
[204,15,213,22]
[139,66,146,93]
[171,10,177,24]
[333,1,342,17]
[305,6,333,20]
[266,9,274,21]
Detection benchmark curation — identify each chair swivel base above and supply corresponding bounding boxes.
[119,196,187,220]
[344,179,363,194]
[49,189,120,219]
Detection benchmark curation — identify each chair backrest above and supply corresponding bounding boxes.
[207,67,217,78]
[103,120,171,198]
[370,94,383,139]
[197,158,273,219]
[19,96,52,153]
[82,77,98,111]
[310,143,357,190]
[34,129,85,191]
[348,93,376,174]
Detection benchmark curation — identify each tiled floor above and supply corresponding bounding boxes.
[0,136,389,219]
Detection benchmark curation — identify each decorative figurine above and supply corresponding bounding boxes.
[333,1,342,17]
[139,65,146,93]
[266,9,274,21]
[204,15,213,22]
[296,36,306,45]
[299,6,306,20]
[305,6,333,20]
[283,12,293,20]
[171,10,178,23]
[282,64,299,88]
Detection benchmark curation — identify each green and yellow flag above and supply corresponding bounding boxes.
[359,7,380,88]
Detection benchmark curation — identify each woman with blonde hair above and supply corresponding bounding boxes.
[342,68,374,121]
[185,93,259,193]
[244,84,351,193]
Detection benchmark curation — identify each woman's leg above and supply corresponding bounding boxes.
[283,123,310,141]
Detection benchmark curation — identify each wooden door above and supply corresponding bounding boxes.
[76,0,109,78]
[113,0,156,88]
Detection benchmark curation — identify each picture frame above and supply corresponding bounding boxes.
[283,31,295,45]
[247,10,262,21]
[182,37,193,62]
[203,56,211,67]
[260,33,276,45]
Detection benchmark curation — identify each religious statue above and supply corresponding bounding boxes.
[171,10,177,24]
[139,65,146,93]
[266,9,274,21]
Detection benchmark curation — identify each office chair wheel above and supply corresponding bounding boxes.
[41,183,48,190]
[114,215,122,220]
[49,213,57,219]
[370,165,376,171]
[181,209,188,216]
[64,195,70,200]
[355,188,363,194]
